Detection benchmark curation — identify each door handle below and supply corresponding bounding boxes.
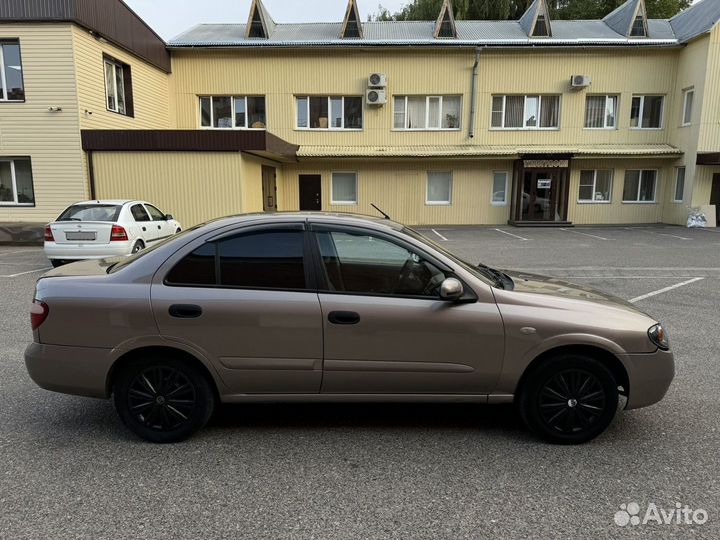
[169,304,203,319]
[142,226,146,231]
[328,311,360,325]
[157,225,162,230]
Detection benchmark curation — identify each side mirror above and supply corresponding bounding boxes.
[165,214,174,221]
[439,277,464,301]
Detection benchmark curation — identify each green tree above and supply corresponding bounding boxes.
[369,0,691,21]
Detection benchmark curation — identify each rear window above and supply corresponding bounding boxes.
[58,204,121,222]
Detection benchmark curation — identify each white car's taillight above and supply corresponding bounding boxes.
[44,225,54,242]
[110,225,129,241]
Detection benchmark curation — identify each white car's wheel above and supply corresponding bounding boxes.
[131,241,145,254]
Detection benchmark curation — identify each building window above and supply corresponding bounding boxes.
[578,170,613,203]
[394,96,462,130]
[331,172,358,204]
[200,96,266,129]
[0,158,34,206]
[492,171,508,205]
[491,95,560,129]
[682,89,694,126]
[585,95,617,129]
[630,95,663,129]
[674,167,685,203]
[104,57,133,116]
[296,96,363,130]
[426,171,452,205]
[623,170,657,203]
[630,14,646,37]
[0,40,25,102]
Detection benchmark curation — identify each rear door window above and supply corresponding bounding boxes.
[57,204,121,222]
[130,204,150,222]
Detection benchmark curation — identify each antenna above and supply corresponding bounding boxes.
[371,203,391,220]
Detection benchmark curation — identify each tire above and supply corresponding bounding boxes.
[50,259,64,268]
[176,228,182,234]
[518,354,618,445]
[131,240,144,254]
[112,355,215,443]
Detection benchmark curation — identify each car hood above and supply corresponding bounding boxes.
[501,270,650,317]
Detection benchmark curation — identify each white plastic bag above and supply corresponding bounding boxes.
[687,207,707,228]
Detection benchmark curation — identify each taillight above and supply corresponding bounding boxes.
[110,225,129,241]
[31,300,49,330]
[44,225,54,242]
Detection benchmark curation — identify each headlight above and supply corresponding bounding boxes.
[648,323,669,350]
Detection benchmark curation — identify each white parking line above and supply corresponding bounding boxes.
[655,233,692,241]
[0,249,36,256]
[431,229,448,241]
[560,228,610,241]
[494,228,528,241]
[629,277,705,303]
[0,267,51,278]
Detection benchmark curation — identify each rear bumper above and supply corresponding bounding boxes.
[24,342,113,398]
[43,241,132,260]
[624,348,675,410]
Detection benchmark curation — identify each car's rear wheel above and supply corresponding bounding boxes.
[112,355,215,443]
[518,354,618,444]
[131,240,144,254]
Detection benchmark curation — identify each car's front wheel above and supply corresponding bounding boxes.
[112,355,215,443]
[518,354,619,444]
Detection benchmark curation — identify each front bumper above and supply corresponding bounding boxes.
[624,348,675,410]
[43,241,132,260]
[25,342,113,399]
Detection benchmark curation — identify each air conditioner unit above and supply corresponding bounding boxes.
[570,75,592,88]
[366,89,387,106]
[368,73,387,88]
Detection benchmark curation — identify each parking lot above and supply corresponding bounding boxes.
[1,225,719,540]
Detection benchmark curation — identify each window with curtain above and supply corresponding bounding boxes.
[331,172,358,204]
[578,170,613,202]
[0,158,34,206]
[585,95,617,129]
[394,96,462,130]
[426,172,452,204]
[674,167,685,202]
[491,95,560,129]
[296,96,363,130]
[199,96,266,128]
[0,40,25,101]
[623,170,657,202]
[630,95,664,128]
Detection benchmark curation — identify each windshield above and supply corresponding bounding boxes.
[58,204,122,222]
[402,227,510,289]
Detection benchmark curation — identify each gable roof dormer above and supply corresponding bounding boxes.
[245,0,275,39]
[519,0,553,38]
[434,0,457,39]
[604,0,648,38]
[340,0,364,39]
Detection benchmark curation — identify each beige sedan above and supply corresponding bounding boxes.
[25,213,674,444]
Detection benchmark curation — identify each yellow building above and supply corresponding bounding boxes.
[3,0,720,232]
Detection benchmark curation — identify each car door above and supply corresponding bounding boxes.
[151,223,323,394]
[311,223,504,395]
[144,203,173,241]
[129,203,153,243]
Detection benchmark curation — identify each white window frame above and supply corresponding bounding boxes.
[682,88,694,127]
[330,171,358,205]
[295,96,364,131]
[622,169,658,204]
[104,59,126,115]
[629,95,664,130]
[393,95,463,131]
[491,171,509,206]
[577,169,613,204]
[0,158,33,207]
[490,95,561,130]
[425,171,453,205]
[199,96,266,130]
[0,41,23,102]
[673,167,686,203]
[584,95,618,130]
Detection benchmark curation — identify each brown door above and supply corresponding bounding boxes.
[711,174,720,226]
[521,170,560,221]
[262,165,277,212]
[299,174,321,211]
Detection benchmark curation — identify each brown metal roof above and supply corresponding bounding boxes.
[81,130,299,162]
[0,0,170,72]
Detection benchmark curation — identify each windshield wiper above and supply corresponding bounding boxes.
[476,263,506,289]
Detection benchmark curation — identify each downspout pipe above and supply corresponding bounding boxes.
[469,47,481,138]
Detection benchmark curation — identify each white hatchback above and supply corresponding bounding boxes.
[44,200,182,267]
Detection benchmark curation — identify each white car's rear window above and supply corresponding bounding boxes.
[57,205,121,222]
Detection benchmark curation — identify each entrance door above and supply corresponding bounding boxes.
[711,174,720,226]
[299,175,322,211]
[262,165,277,212]
[521,170,560,221]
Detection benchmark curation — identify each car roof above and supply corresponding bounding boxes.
[70,199,133,206]
[203,211,405,232]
